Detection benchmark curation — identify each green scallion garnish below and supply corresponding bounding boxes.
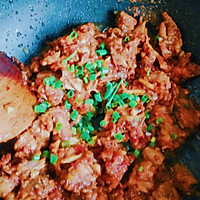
[146,124,153,132]
[129,101,137,108]
[62,50,77,64]
[145,111,150,119]
[85,99,94,105]
[147,69,151,76]
[34,101,51,113]
[32,154,40,161]
[106,79,123,109]
[138,166,143,172]
[101,67,109,74]
[171,133,177,140]
[69,31,78,40]
[61,140,71,148]
[72,127,77,135]
[54,80,63,89]
[99,42,105,49]
[89,74,96,81]
[141,95,149,103]
[42,150,49,158]
[70,110,78,121]
[100,120,105,127]
[96,49,109,56]
[94,93,102,102]
[56,122,63,131]
[43,76,56,86]
[50,153,58,165]
[67,90,74,98]
[156,117,163,124]
[83,76,88,84]
[64,100,71,110]
[114,133,123,141]
[112,111,120,123]
[124,36,130,43]
[133,149,140,157]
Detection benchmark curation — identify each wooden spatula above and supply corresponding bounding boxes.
[0,52,37,143]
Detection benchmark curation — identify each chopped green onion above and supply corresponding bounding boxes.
[81,132,90,141]
[32,154,40,161]
[138,166,143,172]
[101,67,109,74]
[69,31,78,40]
[94,93,102,102]
[99,42,105,49]
[67,90,74,98]
[62,140,71,148]
[133,149,140,157]
[96,60,102,70]
[147,69,151,76]
[156,117,163,124]
[129,101,137,108]
[72,127,77,135]
[124,36,130,43]
[86,111,94,119]
[125,82,128,87]
[76,70,84,78]
[100,120,105,127]
[120,93,128,99]
[64,100,71,110]
[43,76,55,86]
[71,64,75,72]
[96,49,109,56]
[141,95,149,103]
[146,124,153,132]
[155,35,160,41]
[112,111,120,123]
[85,99,94,105]
[62,50,77,64]
[171,133,177,140]
[104,82,117,100]
[128,94,138,101]
[42,150,49,158]
[100,75,105,80]
[145,112,150,119]
[34,101,51,113]
[83,76,88,84]
[106,79,123,109]
[114,133,123,141]
[87,124,94,132]
[56,122,63,131]
[150,137,156,147]
[54,80,63,89]
[89,74,96,81]
[87,137,94,145]
[70,110,78,121]
[50,153,58,165]
[151,136,156,143]
[113,95,125,106]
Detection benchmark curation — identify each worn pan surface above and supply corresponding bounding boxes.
[0,0,200,198]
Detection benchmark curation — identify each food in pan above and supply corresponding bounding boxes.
[0,11,200,199]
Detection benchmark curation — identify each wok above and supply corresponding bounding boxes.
[0,0,200,199]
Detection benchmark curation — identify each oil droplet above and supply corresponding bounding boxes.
[36,35,40,40]
[18,44,23,48]
[23,46,29,54]
[17,32,22,37]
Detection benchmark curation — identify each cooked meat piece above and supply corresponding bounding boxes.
[101,140,131,190]
[158,12,183,59]
[151,181,180,200]
[15,106,72,159]
[60,150,101,193]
